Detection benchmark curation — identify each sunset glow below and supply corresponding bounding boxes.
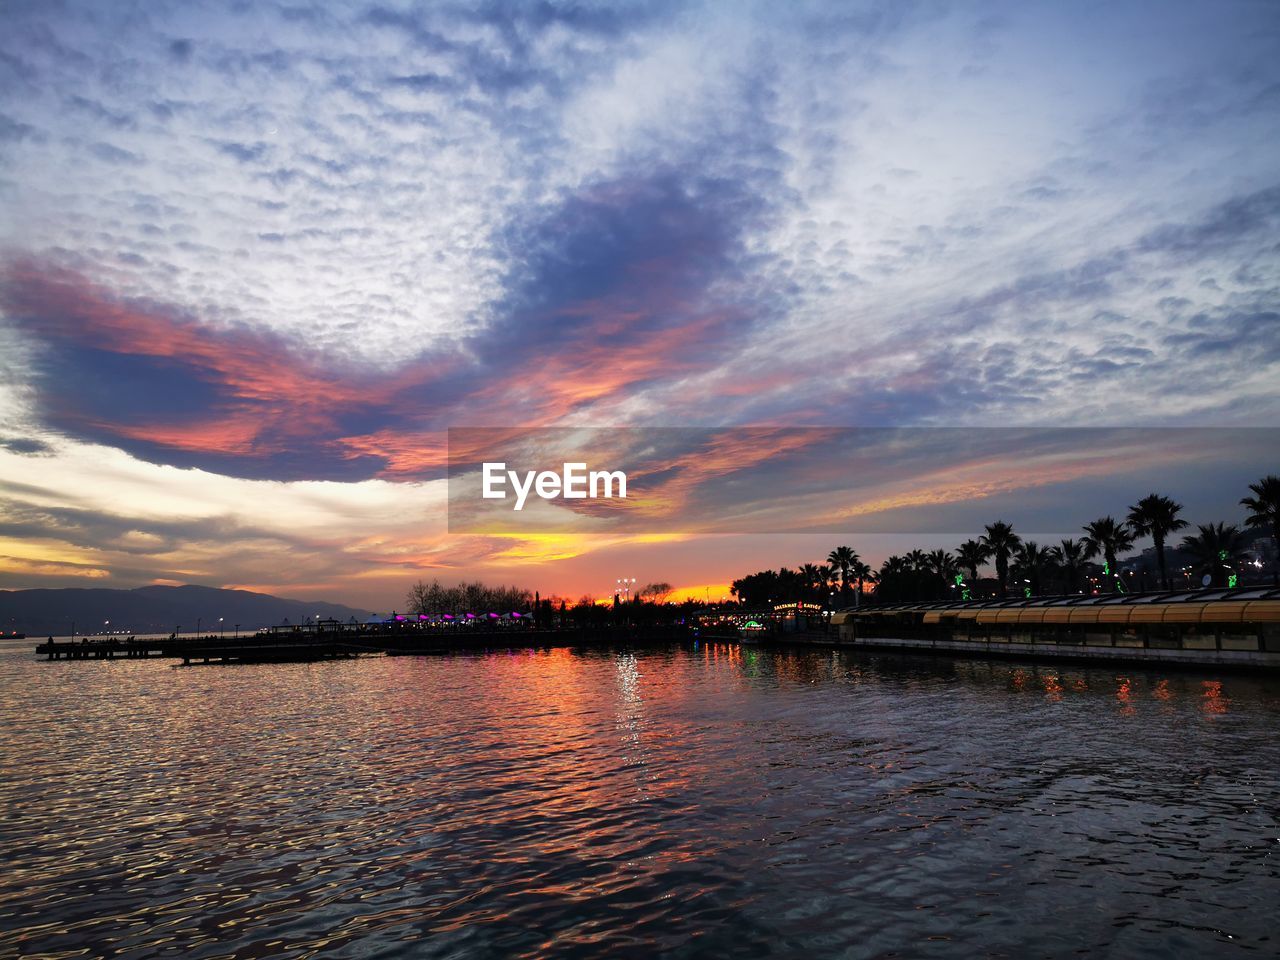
[1,1,1276,607]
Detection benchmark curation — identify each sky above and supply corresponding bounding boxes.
[0,0,1277,609]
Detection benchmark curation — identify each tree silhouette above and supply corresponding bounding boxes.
[927,549,958,595]
[955,539,990,587]
[1127,493,1187,590]
[980,522,1021,598]
[1081,516,1135,592]
[1013,540,1055,597]
[1051,539,1087,594]
[849,558,872,606]
[827,546,858,602]
[1241,475,1280,583]
[1180,523,1249,588]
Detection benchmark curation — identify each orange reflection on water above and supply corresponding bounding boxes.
[1115,676,1136,716]
[1042,675,1063,702]
[1201,680,1230,715]
[1153,679,1171,701]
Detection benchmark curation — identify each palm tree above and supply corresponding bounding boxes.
[1081,516,1135,592]
[778,567,805,602]
[817,564,835,602]
[875,555,911,601]
[904,549,929,573]
[849,559,872,607]
[799,563,823,602]
[1179,522,1249,588]
[980,521,1021,598]
[955,539,990,587]
[1127,493,1187,590]
[1052,539,1087,594]
[1013,541,1055,597]
[927,549,958,591]
[827,546,858,602]
[1241,475,1280,583]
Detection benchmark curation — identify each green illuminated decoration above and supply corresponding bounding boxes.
[1228,574,1238,588]
[953,574,964,586]
[1219,549,1229,561]
[1024,586,1031,598]
[1102,561,1110,576]
[961,588,972,601]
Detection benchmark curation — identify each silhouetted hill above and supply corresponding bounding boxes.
[0,584,375,637]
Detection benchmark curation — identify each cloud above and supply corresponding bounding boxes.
[0,160,774,477]
[0,0,1278,601]
[88,141,144,165]
[0,112,37,144]
[214,140,271,163]
[0,437,52,455]
[1136,185,1280,259]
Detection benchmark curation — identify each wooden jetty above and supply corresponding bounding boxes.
[38,637,171,660]
[36,624,690,664]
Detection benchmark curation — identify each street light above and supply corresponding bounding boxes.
[219,617,225,638]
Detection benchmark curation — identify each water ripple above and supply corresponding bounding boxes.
[1,642,1278,958]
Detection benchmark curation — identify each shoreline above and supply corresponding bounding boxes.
[774,632,1280,673]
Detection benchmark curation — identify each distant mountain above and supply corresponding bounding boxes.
[0,584,375,637]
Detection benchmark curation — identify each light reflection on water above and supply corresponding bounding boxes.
[1,639,1278,958]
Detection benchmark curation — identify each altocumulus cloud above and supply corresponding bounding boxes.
[0,0,1277,594]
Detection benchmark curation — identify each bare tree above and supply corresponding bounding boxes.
[640,582,674,604]
[406,579,533,614]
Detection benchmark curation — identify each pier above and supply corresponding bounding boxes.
[32,590,1280,670]
[36,624,691,664]
[38,637,171,660]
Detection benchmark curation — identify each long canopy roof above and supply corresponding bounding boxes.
[835,587,1280,626]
